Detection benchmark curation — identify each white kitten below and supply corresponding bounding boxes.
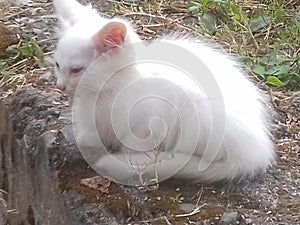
[54,0,275,185]
[53,0,140,93]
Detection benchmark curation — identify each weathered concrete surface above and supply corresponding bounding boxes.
[0,86,125,225]
[0,101,10,225]
[0,92,73,225]
[0,86,299,225]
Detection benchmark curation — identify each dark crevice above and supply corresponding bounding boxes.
[0,138,8,192]
[27,205,35,225]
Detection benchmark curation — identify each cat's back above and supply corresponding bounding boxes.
[138,36,259,101]
[159,36,242,80]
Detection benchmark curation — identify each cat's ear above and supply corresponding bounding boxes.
[92,22,127,53]
[54,0,92,31]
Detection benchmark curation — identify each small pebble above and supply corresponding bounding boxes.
[33,28,42,35]
[44,56,54,67]
[245,218,252,224]
[219,211,239,225]
[179,203,195,212]
[291,192,297,197]
[39,71,55,83]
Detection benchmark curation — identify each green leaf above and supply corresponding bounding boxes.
[277,72,289,81]
[188,5,200,14]
[20,45,34,57]
[211,0,227,4]
[32,40,45,68]
[17,38,44,68]
[267,76,284,86]
[200,12,218,34]
[0,70,15,77]
[0,62,6,70]
[291,73,300,80]
[0,62,15,77]
[252,64,266,78]
[250,16,272,33]
[188,2,201,14]
[260,52,286,66]
[265,65,290,76]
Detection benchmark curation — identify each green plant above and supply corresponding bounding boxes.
[170,193,183,203]
[18,37,44,68]
[188,0,300,90]
[249,52,300,88]
[0,37,45,87]
[0,61,15,77]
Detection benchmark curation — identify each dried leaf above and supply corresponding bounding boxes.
[80,176,111,194]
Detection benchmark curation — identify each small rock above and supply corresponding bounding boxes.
[219,211,239,225]
[291,192,297,197]
[46,108,61,118]
[179,203,196,212]
[39,71,55,83]
[245,218,252,224]
[33,28,42,35]
[291,92,300,105]
[0,23,18,57]
[202,219,211,225]
[44,56,54,67]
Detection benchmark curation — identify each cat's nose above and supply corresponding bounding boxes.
[56,84,66,92]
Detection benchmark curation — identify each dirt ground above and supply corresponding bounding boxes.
[0,0,299,224]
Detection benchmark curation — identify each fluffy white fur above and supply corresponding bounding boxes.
[53,0,275,185]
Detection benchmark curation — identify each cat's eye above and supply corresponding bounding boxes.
[70,67,85,74]
[55,62,60,69]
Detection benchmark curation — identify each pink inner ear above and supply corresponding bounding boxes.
[93,22,127,53]
[103,28,125,47]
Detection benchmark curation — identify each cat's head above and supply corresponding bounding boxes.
[53,0,138,95]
